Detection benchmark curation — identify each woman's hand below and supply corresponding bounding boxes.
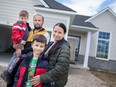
[30,75,41,86]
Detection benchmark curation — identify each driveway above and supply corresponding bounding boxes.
[65,68,110,87]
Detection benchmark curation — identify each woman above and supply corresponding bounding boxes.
[30,23,70,87]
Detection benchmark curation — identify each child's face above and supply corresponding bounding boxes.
[19,16,28,23]
[31,41,45,55]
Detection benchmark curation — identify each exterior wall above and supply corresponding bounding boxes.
[86,10,116,72]
[89,10,116,61]
[35,10,69,31]
[0,0,39,27]
[79,34,87,55]
[75,53,116,72]
[88,56,116,72]
[89,32,98,57]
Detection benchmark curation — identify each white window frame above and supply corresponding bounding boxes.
[96,31,111,60]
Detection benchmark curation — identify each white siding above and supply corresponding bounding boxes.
[89,10,116,60]
[89,32,98,57]
[34,10,70,30]
[0,0,40,27]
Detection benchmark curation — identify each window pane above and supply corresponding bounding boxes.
[96,39,109,59]
[98,32,102,38]
[98,32,110,40]
[106,33,110,39]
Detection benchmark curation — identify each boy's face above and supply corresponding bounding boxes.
[19,16,28,23]
[31,41,45,55]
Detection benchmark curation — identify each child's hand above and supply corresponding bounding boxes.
[30,75,41,86]
[13,44,20,49]
[16,49,21,57]
[21,40,26,45]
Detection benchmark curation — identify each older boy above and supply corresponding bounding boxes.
[13,34,50,87]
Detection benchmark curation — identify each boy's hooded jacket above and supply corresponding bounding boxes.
[13,52,50,87]
[12,21,30,44]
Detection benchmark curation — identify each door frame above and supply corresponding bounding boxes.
[68,35,81,61]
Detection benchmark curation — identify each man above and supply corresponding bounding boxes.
[19,14,50,55]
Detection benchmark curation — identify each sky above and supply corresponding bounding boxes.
[56,0,116,16]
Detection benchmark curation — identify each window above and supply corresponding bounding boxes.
[96,32,110,59]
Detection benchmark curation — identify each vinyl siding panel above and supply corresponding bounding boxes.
[79,34,87,55]
[44,17,67,30]
[89,10,116,60]
[89,32,98,57]
[34,10,69,30]
[0,0,39,26]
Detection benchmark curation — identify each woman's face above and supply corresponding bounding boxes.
[53,25,65,41]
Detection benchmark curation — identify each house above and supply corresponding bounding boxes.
[0,0,116,72]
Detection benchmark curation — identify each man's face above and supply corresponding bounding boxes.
[33,15,43,29]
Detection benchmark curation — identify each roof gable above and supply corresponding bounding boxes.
[86,7,116,22]
[35,0,76,12]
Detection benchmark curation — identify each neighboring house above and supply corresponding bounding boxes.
[0,0,116,72]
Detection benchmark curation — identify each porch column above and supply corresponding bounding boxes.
[83,31,92,68]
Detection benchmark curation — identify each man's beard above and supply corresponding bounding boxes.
[34,25,42,30]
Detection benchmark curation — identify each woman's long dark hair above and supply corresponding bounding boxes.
[48,23,67,56]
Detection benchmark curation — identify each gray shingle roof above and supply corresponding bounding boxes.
[34,5,45,7]
[34,0,76,12]
[72,15,98,28]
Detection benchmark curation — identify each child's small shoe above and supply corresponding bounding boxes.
[0,70,12,84]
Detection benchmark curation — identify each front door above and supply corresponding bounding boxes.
[68,37,76,61]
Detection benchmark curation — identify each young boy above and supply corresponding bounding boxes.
[1,10,31,83]
[13,34,50,87]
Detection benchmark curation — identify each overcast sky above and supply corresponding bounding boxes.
[56,0,116,16]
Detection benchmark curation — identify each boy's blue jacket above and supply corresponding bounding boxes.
[13,52,50,87]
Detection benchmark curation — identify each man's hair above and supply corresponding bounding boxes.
[19,10,29,17]
[33,14,44,22]
[32,34,47,45]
